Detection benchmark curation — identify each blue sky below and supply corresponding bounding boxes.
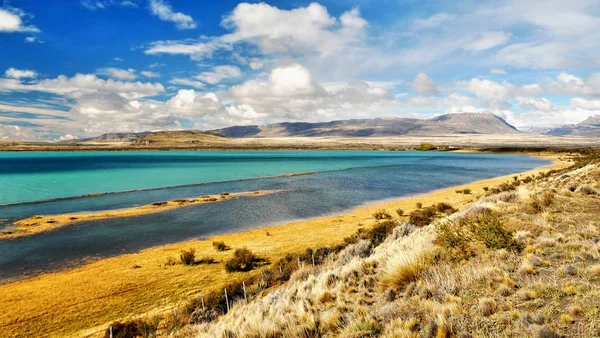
[1,0,600,140]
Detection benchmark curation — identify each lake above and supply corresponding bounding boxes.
[0,151,549,280]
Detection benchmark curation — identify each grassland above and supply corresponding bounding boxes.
[0,153,569,337]
[1,190,275,240]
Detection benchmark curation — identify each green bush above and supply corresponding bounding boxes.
[465,213,521,252]
[373,209,392,220]
[180,248,196,265]
[225,248,260,272]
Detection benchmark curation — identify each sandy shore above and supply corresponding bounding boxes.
[1,190,276,240]
[0,153,572,337]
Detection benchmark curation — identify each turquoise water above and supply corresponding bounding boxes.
[0,151,550,279]
[0,150,499,205]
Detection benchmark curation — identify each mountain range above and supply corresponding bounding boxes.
[211,112,519,138]
[66,112,600,144]
[544,115,600,137]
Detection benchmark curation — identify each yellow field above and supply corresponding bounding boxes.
[0,153,569,337]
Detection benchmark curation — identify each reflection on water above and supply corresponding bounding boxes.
[0,152,549,280]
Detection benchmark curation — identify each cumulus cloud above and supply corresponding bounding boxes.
[0,6,39,33]
[221,3,366,55]
[196,65,241,84]
[97,68,137,80]
[5,68,37,79]
[149,0,196,30]
[571,97,600,110]
[411,73,439,95]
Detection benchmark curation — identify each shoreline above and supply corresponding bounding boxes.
[1,190,277,240]
[0,153,572,337]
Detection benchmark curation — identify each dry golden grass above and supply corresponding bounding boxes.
[0,153,569,337]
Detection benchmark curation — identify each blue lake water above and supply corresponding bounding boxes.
[0,151,549,280]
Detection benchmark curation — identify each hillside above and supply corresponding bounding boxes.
[131,130,227,145]
[212,112,520,138]
[545,115,600,137]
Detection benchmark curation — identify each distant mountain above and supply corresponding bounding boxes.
[521,127,552,135]
[545,115,600,137]
[212,112,520,138]
[60,132,149,143]
[63,130,226,145]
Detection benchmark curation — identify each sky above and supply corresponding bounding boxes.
[1,0,600,141]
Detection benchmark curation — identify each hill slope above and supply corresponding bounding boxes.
[545,115,600,137]
[213,112,520,138]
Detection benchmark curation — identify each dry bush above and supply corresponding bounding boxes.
[409,207,436,227]
[212,241,229,252]
[434,202,456,214]
[373,209,392,220]
[224,248,262,272]
[577,185,598,195]
[396,208,404,217]
[180,248,196,265]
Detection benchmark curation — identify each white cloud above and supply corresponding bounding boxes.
[490,68,507,75]
[59,133,77,141]
[0,7,39,33]
[169,78,205,89]
[411,73,439,95]
[0,73,164,99]
[196,65,241,84]
[5,68,37,79]
[144,38,230,61]
[571,97,600,110]
[516,97,554,112]
[140,71,160,78]
[149,0,196,30]
[24,36,43,43]
[557,72,584,85]
[413,13,456,29]
[80,0,138,10]
[221,3,367,55]
[464,31,510,52]
[97,68,137,80]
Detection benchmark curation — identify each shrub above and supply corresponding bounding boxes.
[435,221,474,261]
[525,191,554,214]
[364,220,398,246]
[212,241,229,252]
[396,208,404,217]
[462,188,472,194]
[483,186,489,192]
[479,298,498,316]
[225,248,260,272]
[419,143,437,151]
[465,213,521,252]
[409,206,437,227]
[434,202,456,214]
[104,321,139,338]
[577,185,598,195]
[415,202,423,209]
[373,209,392,220]
[180,249,196,265]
